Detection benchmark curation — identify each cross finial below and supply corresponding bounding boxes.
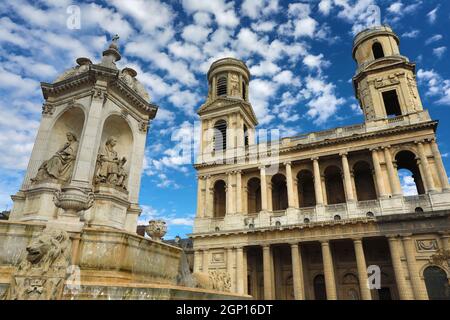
[112,34,120,43]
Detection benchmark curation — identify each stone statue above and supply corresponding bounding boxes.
[5,227,72,300]
[32,132,78,183]
[95,136,128,190]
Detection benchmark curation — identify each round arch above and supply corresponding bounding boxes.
[271,173,288,211]
[324,165,346,205]
[297,170,316,207]
[422,265,450,300]
[353,161,377,201]
[213,180,226,218]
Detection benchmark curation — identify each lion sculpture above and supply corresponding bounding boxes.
[5,227,72,300]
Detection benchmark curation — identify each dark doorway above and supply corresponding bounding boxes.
[377,287,392,300]
[424,266,450,300]
[314,274,327,300]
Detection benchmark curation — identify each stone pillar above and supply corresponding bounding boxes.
[243,249,248,295]
[262,245,273,300]
[431,139,450,190]
[290,243,305,300]
[321,241,337,300]
[416,141,436,192]
[202,249,209,273]
[196,176,205,218]
[285,162,295,208]
[260,166,268,211]
[236,170,242,213]
[313,158,324,205]
[267,182,273,212]
[440,233,450,250]
[402,236,429,300]
[204,176,212,218]
[226,171,234,214]
[387,236,414,300]
[384,147,402,196]
[293,178,299,208]
[194,250,202,273]
[353,239,372,300]
[236,247,245,294]
[341,152,355,202]
[371,148,387,198]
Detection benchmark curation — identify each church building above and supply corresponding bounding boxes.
[191,25,450,300]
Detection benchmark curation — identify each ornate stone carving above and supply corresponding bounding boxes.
[145,220,167,241]
[374,73,401,89]
[53,186,94,217]
[42,102,55,116]
[91,87,107,101]
[32,132,78,183]
[119,67,150,101]
[192,270,231,292]
[139,120,149,133]
[53,57,92,83]
[94,136,128,190]
[5,228,72,300]
[430,249,450,267]
[416,239,439,252]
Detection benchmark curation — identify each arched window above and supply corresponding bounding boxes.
[242,80,247,100]
[354,161,377,201]
[213,120,227,151]
[424,266,450,300]
[271,174,288,211]
[217,76,227,96]
[314,275,327,300]
[247,178,261,214]
[324,166,346,205]
[396,151,425,195]
[372,42,385,59]
[297,170,316,207]
[213,180,226,218]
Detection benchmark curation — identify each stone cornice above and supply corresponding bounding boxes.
[41,67,158,120]
[197,97,258,126]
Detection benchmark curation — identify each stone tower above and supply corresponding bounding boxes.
[197,58,258,164]
[9,36,158,232]
[352,25,426,125]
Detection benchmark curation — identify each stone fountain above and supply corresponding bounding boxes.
[0,36,250,301]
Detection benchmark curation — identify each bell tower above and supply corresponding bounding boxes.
[352,25,427,123]
[197,58,258,163]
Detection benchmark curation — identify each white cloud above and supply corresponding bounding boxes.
[425,34,443,45]
[242,0,279,19]
[303,53,330,71]
[182,24,212,44]
[402,30,420,38]
[417,69,450,106]
[181,0,239,28]
[319,0,332,15]
[433,47,447,59]
[427,6,439,24]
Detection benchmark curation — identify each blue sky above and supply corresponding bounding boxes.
[0,0,449,239]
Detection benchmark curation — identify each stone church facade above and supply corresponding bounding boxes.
[192,26,450,300]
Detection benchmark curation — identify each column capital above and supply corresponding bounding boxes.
[414,140,425,146]
[352,237,363,243]
[311,157,319,161]
[283,161,292,166]
[339,151,348,157]
[370,147,380,152]
[381,145,392,150]
[259,165,267,171]
[233,169,243,174]
[261,244,271,249]
[320,240,330,246]
[289,242,299,248]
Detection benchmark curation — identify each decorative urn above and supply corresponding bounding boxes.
[53,186,94,217]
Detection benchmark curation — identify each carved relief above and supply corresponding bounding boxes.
[192,271,231,292]
[94,136,128,190]
[211,252,225,263]
[42,103,55,116]
[374,73,402,89]
[139,120,149,133]
[32,132,78,183]
[359,80,375,120]
[5,228,71,300]
[91,87,107,101]
[407,74,419,110]
[416,239,439,252]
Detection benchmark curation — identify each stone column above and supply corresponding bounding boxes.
[313,158,324,205]
[226,172,234,214]
[290,243,305,300]
[243,249,248,295]
[431,139,450,190]
[293,178,299,208]
[236,247,245,294]
[416,141,436,192]
[341,152,355,202]
[353,239,372,300]
[204,176,212,218]
[196,176,205,218]
[226,248,234,291]
[262,245,273,300]
[202,249,209,273]
[260,166,268,211]
[440,233,450,250]
[321,241,337,300]
[285,162,295,208]
[236,170,242,213]
[387,236,414,300]
[267,182,273,212]
[402,236,429,300]
[384,147,402,196]
[371,148,387,198]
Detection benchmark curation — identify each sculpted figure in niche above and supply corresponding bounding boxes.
[95,136,128,190]
[32,132,78,183]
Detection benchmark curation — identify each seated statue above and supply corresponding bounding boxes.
[32,132,78,183]
[95,136,128,190]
